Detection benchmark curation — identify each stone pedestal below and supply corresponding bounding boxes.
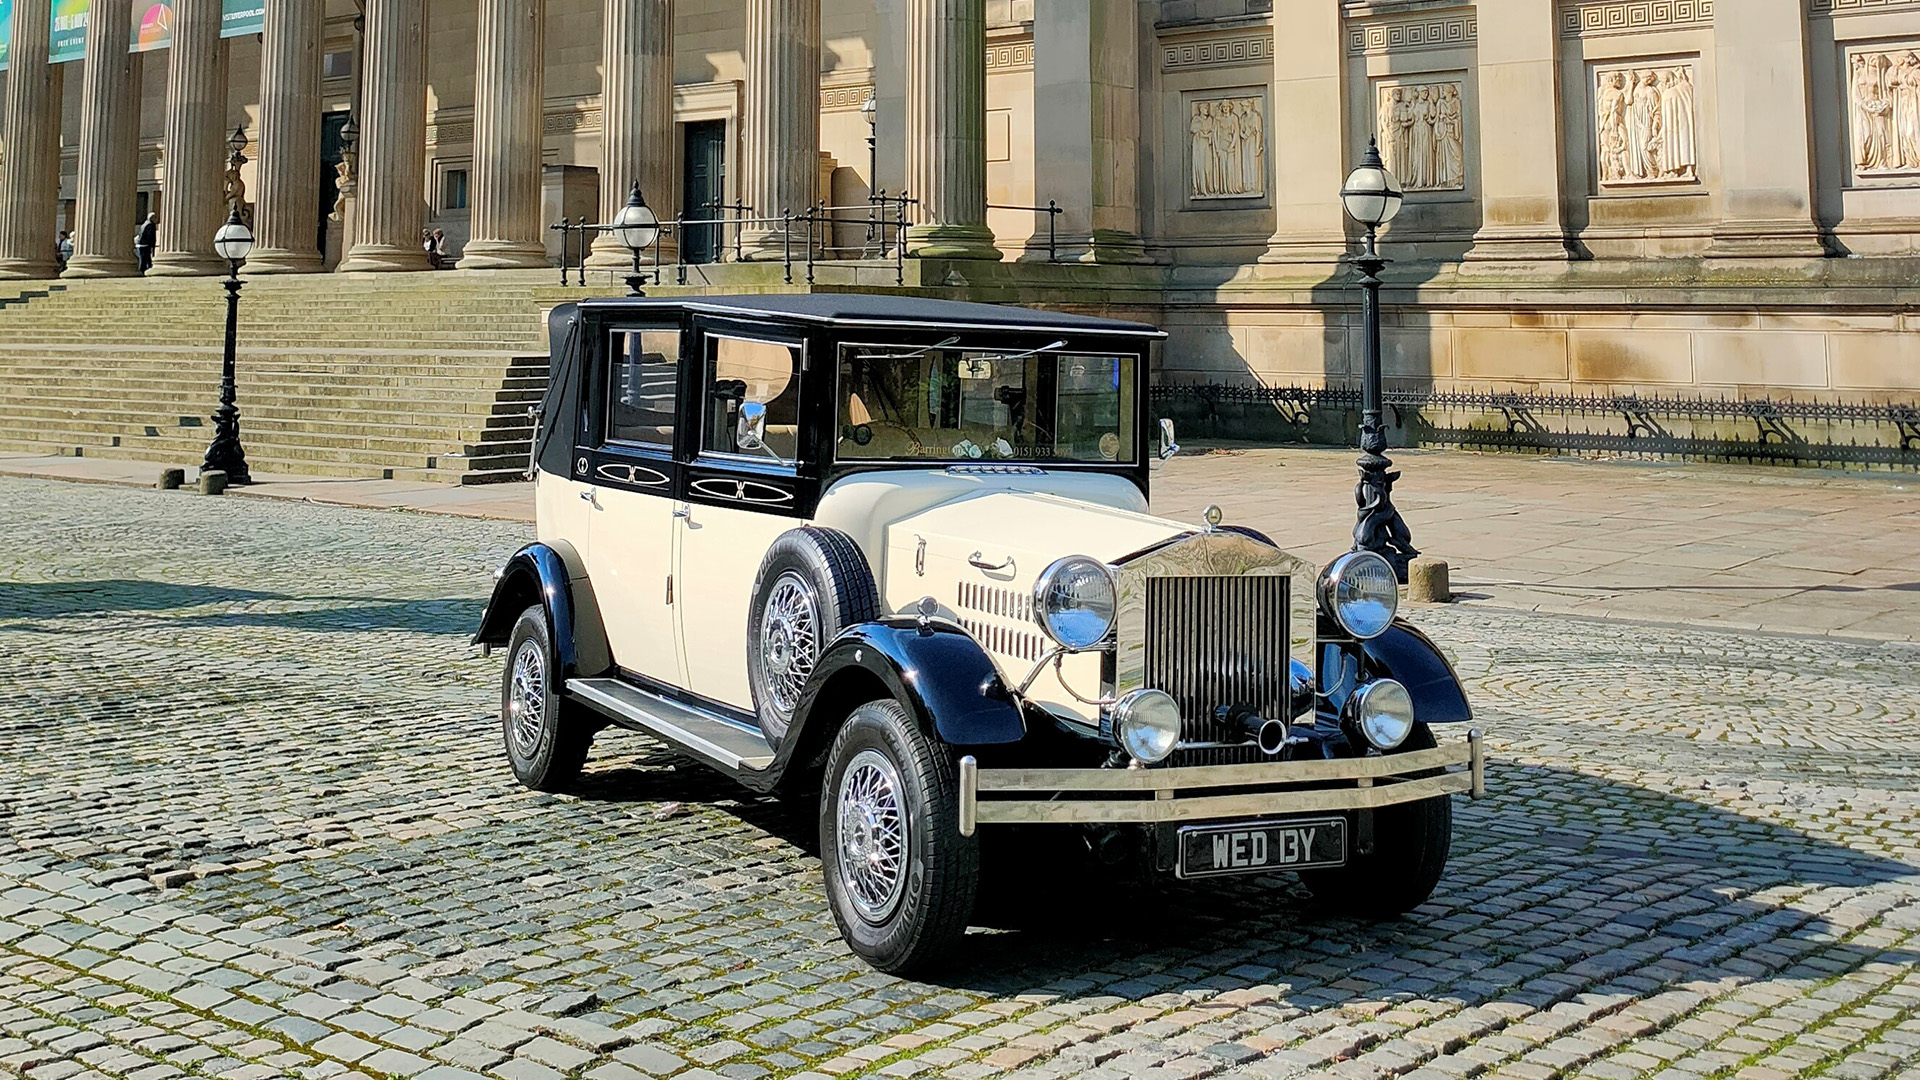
[1707,0,1828,259]
[1032,0,1148,263]
[0,0,65,280]
[1261,0,1349,265]
[150,0,231,277]
[64,0,142,278]
[248,0,327,274]
[739,0,820,259]
[904,0,1000,260]
[463,0,550,269]
[587,0,677,269]
[1467,0,1573,262]
[340,0,431,273]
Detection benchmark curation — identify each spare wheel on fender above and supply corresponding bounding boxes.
[747,527,879,746]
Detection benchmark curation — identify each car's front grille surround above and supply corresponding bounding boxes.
[1142,574,1289,744]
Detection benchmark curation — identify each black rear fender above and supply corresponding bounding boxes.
[473,541,611,678]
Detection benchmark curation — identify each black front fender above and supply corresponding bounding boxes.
[473,543,577,675]
[1359,620,1473,725]
[792,619,1029,750]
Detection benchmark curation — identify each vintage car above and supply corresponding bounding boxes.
[474,294,1483,973]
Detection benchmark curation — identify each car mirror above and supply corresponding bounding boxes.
[737,401,768,451]
[1156,418,1180,464]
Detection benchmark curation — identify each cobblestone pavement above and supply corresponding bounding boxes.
[2,476,1917,1080]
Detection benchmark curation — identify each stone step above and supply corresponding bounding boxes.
[0,370,548,396]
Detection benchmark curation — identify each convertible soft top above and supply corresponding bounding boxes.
[574,293,1168,338]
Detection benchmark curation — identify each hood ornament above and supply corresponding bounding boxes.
[1202,505,1224,531]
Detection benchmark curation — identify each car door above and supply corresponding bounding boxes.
[674,330,810,711]
[581,324,687,688]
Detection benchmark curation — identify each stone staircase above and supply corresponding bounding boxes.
[0,275,552,484]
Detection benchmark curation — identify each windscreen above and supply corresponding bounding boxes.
[837,344,1136,464]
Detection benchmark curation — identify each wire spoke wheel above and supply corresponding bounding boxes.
[835,748,909,924]
[759,571,819,715]
[508,639,547,757]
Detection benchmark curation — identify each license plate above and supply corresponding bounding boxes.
[1176,817,1347,879]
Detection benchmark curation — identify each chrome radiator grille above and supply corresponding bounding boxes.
[1143,575,1290,743]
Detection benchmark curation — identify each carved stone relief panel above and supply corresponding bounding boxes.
[1593,61,1699,187]
[1375,79,1466,192]
[1188,95,1266,200]
[1846,44,1920,180]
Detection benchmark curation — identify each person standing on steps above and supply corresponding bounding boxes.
[135,214,159,273]
[56,231,73,272]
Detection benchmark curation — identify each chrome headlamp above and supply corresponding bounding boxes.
[1031,555,1116,650]
[1317,551,1399,639]
[1346,678,1415,751]
[1111,688,1180,763]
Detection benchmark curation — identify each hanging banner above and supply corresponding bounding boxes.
[0,0,16,70]
[50,0,87,63]
[0,0,258,70]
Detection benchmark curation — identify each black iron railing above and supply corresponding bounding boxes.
[1151,383,1920,468]
[988,200,1063,262]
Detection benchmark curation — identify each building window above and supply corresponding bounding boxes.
[323,51,353,79]
[442,169,469,211]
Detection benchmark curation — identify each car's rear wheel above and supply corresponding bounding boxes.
[820,699,977,974]
[501,606,594,792]
[748,528,878,748]
[1299,725,1451,917]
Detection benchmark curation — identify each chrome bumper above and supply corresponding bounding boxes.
[957,730,1484,836]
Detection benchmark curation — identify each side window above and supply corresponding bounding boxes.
[607,329,680,447]
[702,336,802,461]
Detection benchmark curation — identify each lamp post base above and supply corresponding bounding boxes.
[202,404,252,486]
[1353,449,1418,582]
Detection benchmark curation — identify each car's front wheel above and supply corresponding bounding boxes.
[820,699,977,974]
[501,606,594,792]
[1299,725,1451,917]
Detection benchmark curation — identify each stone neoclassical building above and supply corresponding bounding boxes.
[1,0,1919,440]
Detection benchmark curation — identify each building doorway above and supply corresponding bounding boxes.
[320,112,352,255]
[682,120,727,264]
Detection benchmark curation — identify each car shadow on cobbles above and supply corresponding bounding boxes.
[0,577,482,634]
[561,749,1919,1003]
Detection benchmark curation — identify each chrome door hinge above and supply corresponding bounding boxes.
[666,574,674,604]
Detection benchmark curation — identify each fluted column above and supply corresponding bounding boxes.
[339,0,430,272]
[150,0,230,276]
[463,0,549,268]
[248,0,326,273]
[1260,0,1348,265]
[904,0,1000,260]
[587,0,676,268]
[0,0,65,279]
[738,0,820,258]
[65,0,142,277]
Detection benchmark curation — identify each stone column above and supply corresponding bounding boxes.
[340,0,430,272]
[150,0,231,276]
[1032,0,1147,263]
[1261,0,1348,265]
[738,0,820,258]
[587,0,676,268]
[463,0,549,268]
[1466,0,1572,261]
[248,0,327,274]
[903,0,1000,259]
[0,0,65,279]
[1707,0,1826,258]
[65,0,143,277]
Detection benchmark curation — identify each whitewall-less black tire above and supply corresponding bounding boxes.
[820,699,977,974]
[1300,724,1452,917]
[501,606,594,792]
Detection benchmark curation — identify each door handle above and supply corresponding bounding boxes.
[968,551,1014,572]
[673,507,691,520]
[579,490,597,505]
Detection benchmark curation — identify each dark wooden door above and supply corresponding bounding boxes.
[682,121,727,264]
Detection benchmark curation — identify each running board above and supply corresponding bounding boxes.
[566,677,776,774]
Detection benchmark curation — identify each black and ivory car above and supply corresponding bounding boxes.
[474,294,1483,973]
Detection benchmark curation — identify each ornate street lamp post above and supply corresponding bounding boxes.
[862,94,880,248]
[202,206,255,484]
[612,181,660,297]
[1340,136,1419,581]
